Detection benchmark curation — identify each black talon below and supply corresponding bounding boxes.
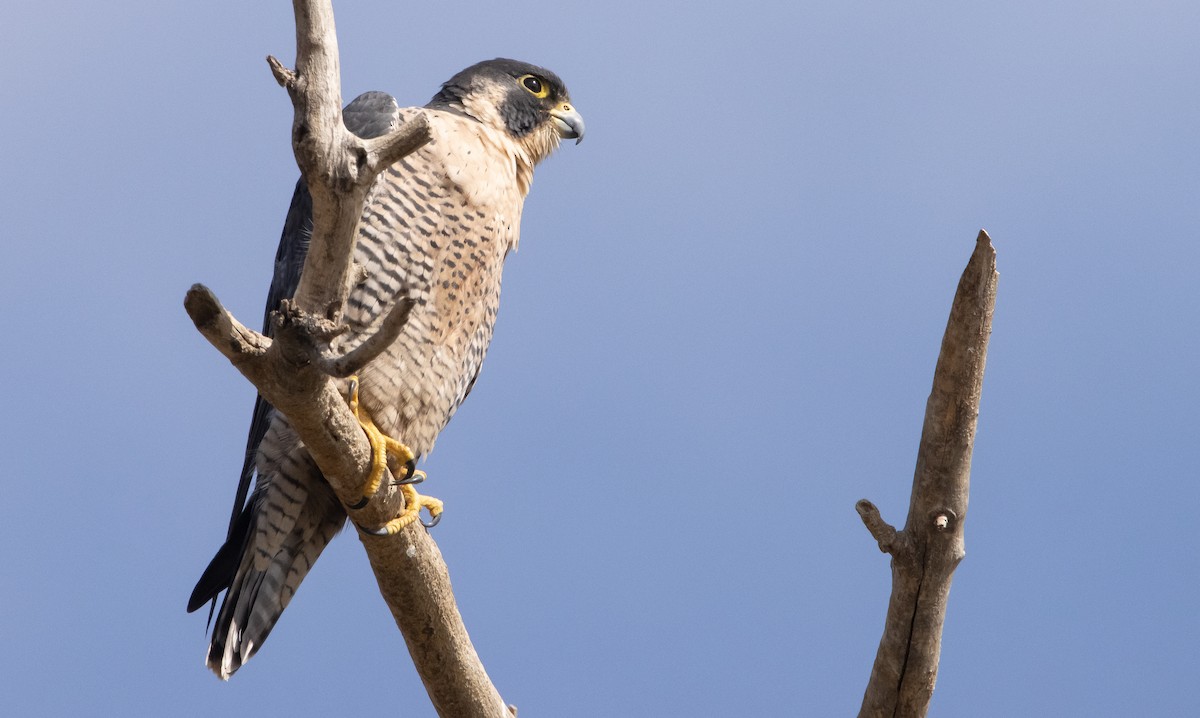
[348,496,370,510]
[353,521,389,537]
[421,513,442,529]
[394,459,421,485]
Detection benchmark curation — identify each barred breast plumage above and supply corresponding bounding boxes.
[345,107,524,456]
[187,58,583,680]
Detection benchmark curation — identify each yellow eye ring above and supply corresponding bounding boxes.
[519,74,550,99]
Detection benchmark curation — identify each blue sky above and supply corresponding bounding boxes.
[2,1,1198,715]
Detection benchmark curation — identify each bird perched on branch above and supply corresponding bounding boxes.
[187,58,584,679]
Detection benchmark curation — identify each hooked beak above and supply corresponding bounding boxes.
[550,103,585,144]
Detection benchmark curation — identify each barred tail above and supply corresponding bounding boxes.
[188,427,345,679]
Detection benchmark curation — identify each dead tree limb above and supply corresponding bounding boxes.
[185,1,512,715]
[856,230,998,718]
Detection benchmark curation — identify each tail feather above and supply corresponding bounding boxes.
[190,417,345,680]
[199,517,342,677]
[204,492,343,679]
[188,506,254,615]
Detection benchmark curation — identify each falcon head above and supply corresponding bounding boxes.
[429,58,585,164]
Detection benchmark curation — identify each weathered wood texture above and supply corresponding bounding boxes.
[185,1,510,715]
[856,230,998,718]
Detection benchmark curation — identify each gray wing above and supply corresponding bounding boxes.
[342,90,402,140]
[191,92,402,608]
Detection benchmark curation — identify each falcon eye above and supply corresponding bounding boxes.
[519,74,550,98]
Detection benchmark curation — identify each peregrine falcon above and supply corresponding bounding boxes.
[187,58,584,679]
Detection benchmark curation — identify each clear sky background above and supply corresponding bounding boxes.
[2,1,1197,715]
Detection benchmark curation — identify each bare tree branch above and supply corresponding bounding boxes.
[314,298,416,378]
[857,230,998,718]
[186,2,511,715]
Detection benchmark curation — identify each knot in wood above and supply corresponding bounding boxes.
[273,299,345,341]
[930,508,958,532]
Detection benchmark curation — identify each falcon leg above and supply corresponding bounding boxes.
[346,376,444,531]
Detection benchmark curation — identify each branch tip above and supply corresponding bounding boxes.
[184,284,223,330]
[977,228,993,248]
[267,55,295,88]
[856,499,899,554]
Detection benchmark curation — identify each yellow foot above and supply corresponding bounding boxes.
[375,483,444,534]
[346,376,444,531]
